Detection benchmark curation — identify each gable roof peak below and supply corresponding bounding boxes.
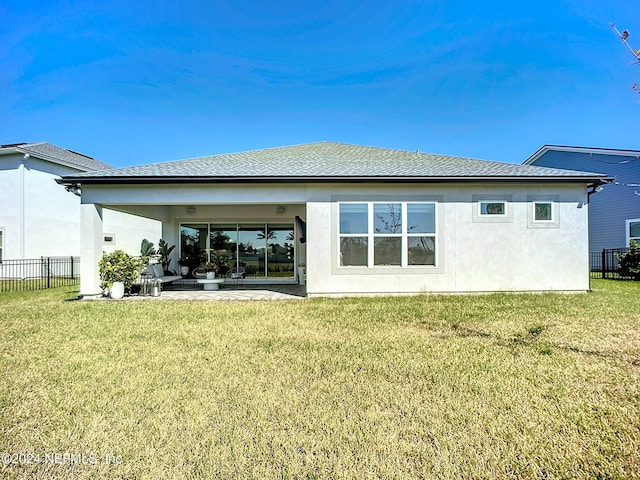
[525,144,640,165]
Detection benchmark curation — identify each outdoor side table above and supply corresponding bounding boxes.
[196,278,225,291]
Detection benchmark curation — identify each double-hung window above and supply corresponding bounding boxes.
[339,202,436,268]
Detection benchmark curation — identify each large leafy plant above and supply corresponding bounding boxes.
[158,239,175,273]
[99,250,145,290]
[140,239,156,258]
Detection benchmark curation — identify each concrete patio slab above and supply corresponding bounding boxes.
[127,283,306,301]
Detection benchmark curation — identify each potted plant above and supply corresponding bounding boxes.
[203,261,218,279]
[98,250,145,299]
[212,252,231,276]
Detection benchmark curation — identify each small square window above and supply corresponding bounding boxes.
[479,201,506,216]
[533,202,553,222]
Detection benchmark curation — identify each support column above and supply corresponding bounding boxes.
[80,203,104,298]
[161,219,177,273]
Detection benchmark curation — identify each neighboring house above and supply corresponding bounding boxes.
[0,142,162,262]
[57,142,608,298]
[524,145,640,253]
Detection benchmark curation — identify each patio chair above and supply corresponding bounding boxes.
[226,266,246,285]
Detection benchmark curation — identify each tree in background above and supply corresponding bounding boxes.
[611,24,640,94]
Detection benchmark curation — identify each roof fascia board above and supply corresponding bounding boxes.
[57,175,611,186]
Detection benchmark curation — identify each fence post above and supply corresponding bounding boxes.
[47,257,51,288]
[70,256,74,280]
[601,249,606,279]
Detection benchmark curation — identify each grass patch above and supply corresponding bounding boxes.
[0,280,639,479]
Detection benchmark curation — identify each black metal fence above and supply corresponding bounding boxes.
[590,248,632,280]
[0,257,80,293]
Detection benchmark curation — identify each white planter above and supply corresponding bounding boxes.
[110,281,125,300]
[206,271,216,280]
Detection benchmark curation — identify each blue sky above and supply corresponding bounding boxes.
[1,0,639,168]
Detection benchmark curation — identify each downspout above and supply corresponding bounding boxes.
[19,153,28,258]
[586,184,603,291]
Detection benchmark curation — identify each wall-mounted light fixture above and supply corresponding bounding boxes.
[276,206,286,214]
[65,185,81,197]
[186,207,197,215]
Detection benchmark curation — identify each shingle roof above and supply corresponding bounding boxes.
[0,142,112,172]
[60,142,609,184]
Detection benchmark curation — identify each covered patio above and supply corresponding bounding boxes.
[77,196,308,298]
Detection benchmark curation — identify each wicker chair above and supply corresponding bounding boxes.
[226,266,246,285]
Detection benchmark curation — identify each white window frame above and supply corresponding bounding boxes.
[338,201,437,269]
[472,195,513,223]
[478,201,507,217]
[532,201,554,223]
[527,195,559,229]
[626,218,640,246]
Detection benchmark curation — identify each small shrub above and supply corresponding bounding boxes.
[617,241,640,280]
[98,250,145,291]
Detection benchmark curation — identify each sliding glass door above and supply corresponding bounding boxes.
[267,224,295,278]
[180,222,295,279]
[239,225,266,278]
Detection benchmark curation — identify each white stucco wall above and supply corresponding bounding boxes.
[0,161,20,259]
[24,159,82,258]
[305,183,590,295]
[102,209,162,256]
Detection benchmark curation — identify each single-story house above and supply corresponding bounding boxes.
[57,142,609,298]
[0,142,162,262]
[524,145,640,252]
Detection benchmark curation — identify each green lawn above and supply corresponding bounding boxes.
[0,280,639,479]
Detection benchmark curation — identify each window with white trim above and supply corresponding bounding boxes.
[339,202,436,267]
[533,202,553,222]
[479,201,506,216]
[627,219,640,246]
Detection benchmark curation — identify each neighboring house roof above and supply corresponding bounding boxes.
[0,142,113,172]
[524,145,640,165]
[59,141,609,185]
